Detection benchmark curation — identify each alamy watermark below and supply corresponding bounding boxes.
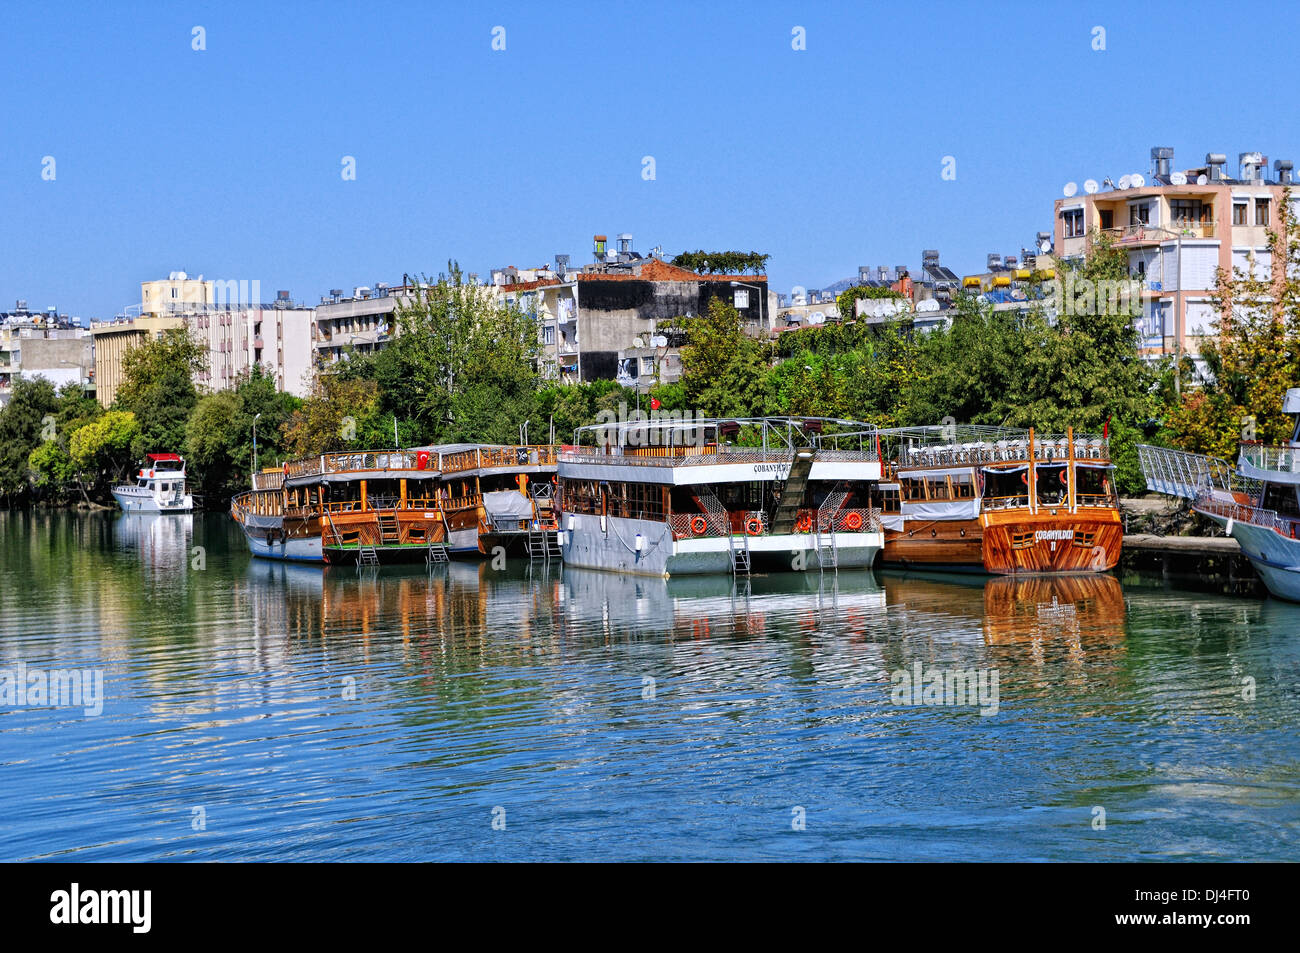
[890,662,999,716]
[1046,275,1142,318]
[592,401,710,449]
[0,661,104,717]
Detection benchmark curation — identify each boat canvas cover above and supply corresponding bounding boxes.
[900,499,980,520]
[482,490,534,520]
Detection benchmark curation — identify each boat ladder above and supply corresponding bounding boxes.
[376,510,401,545]
[526,528,562,562]
[356,544,379,567]
[728,532,752,575]
[425,541,449,566]
[814,520,838,572]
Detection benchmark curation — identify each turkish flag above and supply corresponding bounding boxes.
[650,397,661,410]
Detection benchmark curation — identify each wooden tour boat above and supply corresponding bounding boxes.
[877,424,1122,574]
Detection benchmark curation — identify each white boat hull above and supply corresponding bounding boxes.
[112,487,193,513]
[560,513,883,577]
[1207,512,1300,602]
[237,517,323,562]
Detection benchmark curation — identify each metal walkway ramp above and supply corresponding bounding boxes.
[1137,444,1234,499]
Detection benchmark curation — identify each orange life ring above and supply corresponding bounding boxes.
[690,515,708,536]
[283,462,289,477]
[845,511,863,531]
[1020,471,1028,486]
[796,513,813,532]
[745,517,762,536]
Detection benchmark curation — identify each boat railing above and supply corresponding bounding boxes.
[826,507,881,533]
[284,450,432,480]
[1196,495,1300,538]
[896,437,1108,471]
[563,446,877,467]
[251,468,285,490]
[980,493,1031,511]
[1238,443,1300,476]
[437,445,558,475]
[668,506,880,539]
[1075,492,1118,509]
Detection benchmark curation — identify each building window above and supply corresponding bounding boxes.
[1099,209,1113,230]
[733,288,750,309]
[1063,208,1084,238]
[1256,199,1270,226]
[1129,203,1150,226]
[1170,199,1207,225]
[1233,201,1248,225]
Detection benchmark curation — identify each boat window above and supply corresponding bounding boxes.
[951,473,975,499]
[1075,466,1115,507]
[1036,465,1067,505]
[878,486,901,513]
[160,483,170,493]
[900,478,927,501]
[980,468,1029,510]
[927,476,952,500]
[1261,481,1300,518]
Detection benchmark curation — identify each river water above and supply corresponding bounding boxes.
[1,510,1296,861]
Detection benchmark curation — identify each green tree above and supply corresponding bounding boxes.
[375,264,541,443]
[1161,191,1300,457]
[67,410,140,497]
[282,375,382,457]
[680,298,768,417]
[0,377,58,505]
[114,328,207,458]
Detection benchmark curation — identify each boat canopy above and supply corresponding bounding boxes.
[482,490,534,520]
[147,453,182,462]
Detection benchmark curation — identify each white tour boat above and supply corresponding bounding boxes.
[1140,387,1300,602]
[112,453,193,513]
[558,417,885,577]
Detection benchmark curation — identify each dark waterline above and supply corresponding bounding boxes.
[1,510,1297,861]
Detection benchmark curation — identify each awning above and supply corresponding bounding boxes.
[482,490,534,520]
[982,464,1029,474]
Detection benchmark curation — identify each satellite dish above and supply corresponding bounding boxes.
[1084,179,1099,194]
[1118,175,1132,189]
[1131,173,1146,188]
[1196,174,1208,185]
[1063,181,1078,198]
[1169,171,1187,186]
[1039,240,1052,254]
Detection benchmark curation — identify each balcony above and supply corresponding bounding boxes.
[1102,221,1217,244]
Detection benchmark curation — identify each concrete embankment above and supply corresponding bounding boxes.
[1121,533,1266,597]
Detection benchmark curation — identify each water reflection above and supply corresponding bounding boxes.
[6,511,1299,861]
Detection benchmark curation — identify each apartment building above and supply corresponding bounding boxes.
[92,274,314,405]
[1053,146,1295,368]
[189,293,315,397]
[1,303,93,405]
[311,284,401,368]
[496,235,770,389]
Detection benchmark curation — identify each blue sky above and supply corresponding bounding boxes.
[3,0,1297,321]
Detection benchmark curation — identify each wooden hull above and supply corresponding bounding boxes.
[882,508,1121,574]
